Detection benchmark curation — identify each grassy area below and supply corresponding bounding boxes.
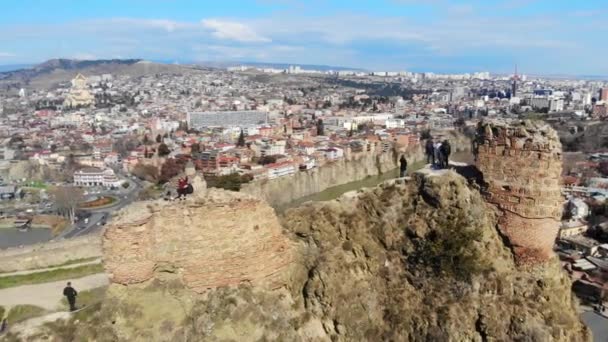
[7,305,47,324]
[26,181,48,189]
[53,256,100,269]
[0,264,104,290]
[61,286,108,311]
[0,257,100,275]
[0,306,4,319]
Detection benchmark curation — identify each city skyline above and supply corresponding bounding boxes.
[1,0,608,75]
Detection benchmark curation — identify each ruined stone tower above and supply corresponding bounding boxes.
[102,189,294,292]
[474,120,563,265]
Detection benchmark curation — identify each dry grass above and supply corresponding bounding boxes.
[32,215,69,236]
[0,263,104,289]
[6,305,47,324]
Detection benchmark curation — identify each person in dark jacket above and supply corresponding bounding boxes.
[425,139,435,164]
[399,155,408,177]
[63,282,78,311]
[440,140,452,169]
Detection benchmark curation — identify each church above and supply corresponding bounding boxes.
[63,73,95,108]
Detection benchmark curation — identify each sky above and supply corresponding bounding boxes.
[0,0,606,75]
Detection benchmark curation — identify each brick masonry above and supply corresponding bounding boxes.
[102,190,294,292]
[474,120,563,265]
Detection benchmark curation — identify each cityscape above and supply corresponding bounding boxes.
[0,0,607,341]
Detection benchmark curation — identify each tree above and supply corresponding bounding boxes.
[190,142,201,155]
[132,163,159,182]
[258,155,277,165]
[159,158,187,184]
[206,173,253,191]
[50,186,84,224]
[316,119,325,136]
[599,161,608,176]
[237,130,246,147]
[158,143,171,157]
[156,134,162,143]
[420,129,432,140]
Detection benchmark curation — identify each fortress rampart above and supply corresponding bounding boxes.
[474,120,563,265]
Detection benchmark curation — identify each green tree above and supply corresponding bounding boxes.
[237,130,246,147]
[190,142,201,155]
[316,119,325,136]
[158,143,171,157]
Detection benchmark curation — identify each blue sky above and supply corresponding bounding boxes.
[0,0,606,75]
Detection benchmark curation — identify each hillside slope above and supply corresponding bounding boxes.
[0,59,205,90]
[25,170,589,341]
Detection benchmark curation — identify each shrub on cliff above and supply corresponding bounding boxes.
[132,164,159,182]
[158,158,187,184]
[206,173,253,191]
[409,215,486,282]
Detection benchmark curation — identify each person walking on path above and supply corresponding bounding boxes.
[440,140,452,169]
[399,155,408,177]
[425,139,435,165]
[0,318,7,334]
[63,282,78,311]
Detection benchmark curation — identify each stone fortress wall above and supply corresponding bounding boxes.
[242,130,470,208]
[102,185,294,292]
[474,120,563,265]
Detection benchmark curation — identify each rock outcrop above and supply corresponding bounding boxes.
[56,169,588,342]
[474,119,563,265]
[103,187,294,292]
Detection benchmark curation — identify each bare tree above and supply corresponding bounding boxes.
[50,186,84,224]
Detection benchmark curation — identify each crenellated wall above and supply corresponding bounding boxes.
[474,120,563,265]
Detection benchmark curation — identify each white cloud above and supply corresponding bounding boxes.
[201,18,271,43]
[0,52,15,58]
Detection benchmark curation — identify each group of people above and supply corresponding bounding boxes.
[425,138,452,169]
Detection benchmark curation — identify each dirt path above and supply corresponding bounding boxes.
[0,273,108,311]
[0,258,102,278]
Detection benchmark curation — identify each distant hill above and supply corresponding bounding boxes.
[196,60,366,72]
[0,58,205,90]
[0,64,33,73]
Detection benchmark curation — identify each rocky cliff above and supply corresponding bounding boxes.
[41,169,588,342]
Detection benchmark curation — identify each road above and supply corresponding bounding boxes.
[59,176,142,239]
[581,311,608,342]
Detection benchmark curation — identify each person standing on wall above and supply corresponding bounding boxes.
[63,281,78,311]
[399,155,408,177]
[425,138,435,165]
[440,140,451,169]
